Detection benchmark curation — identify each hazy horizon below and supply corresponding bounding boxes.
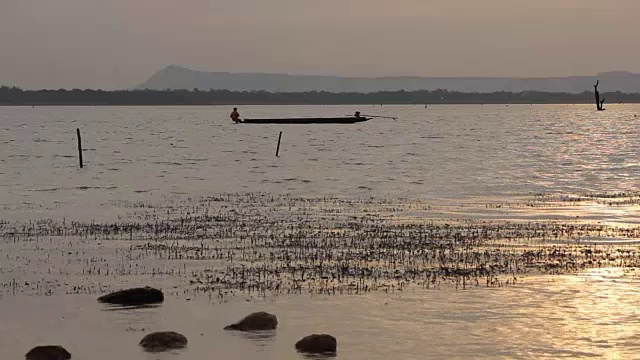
[2,0,640,89]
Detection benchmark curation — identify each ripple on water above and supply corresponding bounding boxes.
[283,178,312,184]
[30,187,62,192]
[74,186,113,191]
[151,161,184,166]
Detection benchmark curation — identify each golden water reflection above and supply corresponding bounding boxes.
[0,270,638,359]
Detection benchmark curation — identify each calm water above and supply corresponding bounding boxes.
[2,104,639,221]
[2,105,640,359]
[1,272,639,359]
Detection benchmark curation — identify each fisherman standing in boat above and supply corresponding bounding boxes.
[230,107,242,123]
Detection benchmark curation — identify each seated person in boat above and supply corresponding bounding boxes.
[354,111,361,118]
[230,108,242,123]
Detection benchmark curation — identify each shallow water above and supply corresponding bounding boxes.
[2,105,640,359]
[1,270,639,359]
[2,104,640,221]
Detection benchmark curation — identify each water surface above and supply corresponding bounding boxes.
[2,104,639,221]
[2,105,640,359]
[1,271,638,359]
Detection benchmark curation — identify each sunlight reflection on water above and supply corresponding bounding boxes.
[2,105,640,359]
[0,271,638,359]
[2,104,640,222]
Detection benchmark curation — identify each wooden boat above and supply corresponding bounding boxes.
[241,116,370,124]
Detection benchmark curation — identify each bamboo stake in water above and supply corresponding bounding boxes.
[276,131,282,157]
[76,128,83,168]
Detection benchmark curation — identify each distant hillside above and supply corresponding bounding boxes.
[137,66,640,93]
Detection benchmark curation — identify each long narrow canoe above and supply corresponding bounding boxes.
[241,116,370,124]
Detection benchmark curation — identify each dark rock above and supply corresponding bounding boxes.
[25,345,71,360]
[139,331,188,352]
[224,312,278,331]
[98,287,163,306]
[295,334,337,354]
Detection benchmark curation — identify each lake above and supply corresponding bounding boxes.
[1,104,640,359]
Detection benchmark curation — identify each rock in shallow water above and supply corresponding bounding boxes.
[25,345,71,360]
[140,331,188,352]
[224,312,278,331]
[97,286,163,306]
[295,334,337,354]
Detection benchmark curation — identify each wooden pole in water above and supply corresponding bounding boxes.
[594,80,605,111]
[76,128,83,168]
[276,131,282,157]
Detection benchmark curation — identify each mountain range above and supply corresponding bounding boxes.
[137,66,640,93]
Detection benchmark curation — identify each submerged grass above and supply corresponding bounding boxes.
[1,193,639,301]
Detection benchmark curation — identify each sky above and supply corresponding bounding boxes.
[1,0,639,89]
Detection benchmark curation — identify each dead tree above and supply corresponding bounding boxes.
[594,80,605,111]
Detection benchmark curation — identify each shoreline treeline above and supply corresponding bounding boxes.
[2,86,640,105]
